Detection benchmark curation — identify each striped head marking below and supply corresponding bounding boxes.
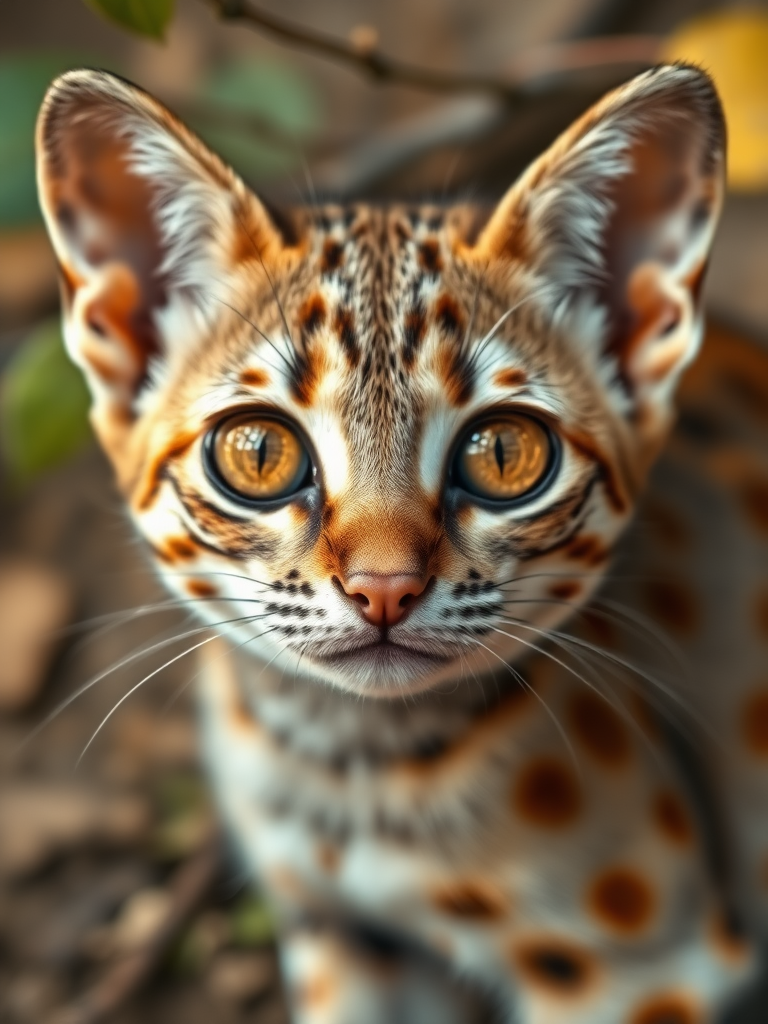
[36,66,725,696]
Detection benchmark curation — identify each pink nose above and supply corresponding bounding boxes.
[340,573,430,627]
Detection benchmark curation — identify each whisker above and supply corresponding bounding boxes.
[498,594,688,677]
[75,633,223,768]
[18,611,277,753]
[216,297,295,375]
[466,286,555,373]
[495,616,716,746]
[469,636,579,772]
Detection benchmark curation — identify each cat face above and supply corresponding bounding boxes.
[36,66,724,696]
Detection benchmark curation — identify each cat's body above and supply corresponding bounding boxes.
[34,65,768,1022]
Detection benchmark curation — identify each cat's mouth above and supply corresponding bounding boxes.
[311,639,453,674]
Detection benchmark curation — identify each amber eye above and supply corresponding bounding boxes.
[454,415,555,503]
[206,414,310,502]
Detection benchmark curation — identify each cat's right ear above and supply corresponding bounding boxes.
[36,69,287,459]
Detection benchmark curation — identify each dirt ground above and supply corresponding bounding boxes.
[1,0,768,1021]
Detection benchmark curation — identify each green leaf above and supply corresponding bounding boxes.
[230,893,275,946]
[83,0,175,40]
[189,57,323,182]
[0,53,94,228]
[1,320,92,487]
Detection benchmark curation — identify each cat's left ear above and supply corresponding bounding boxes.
[36,69,287,459]
[474,64,726,414]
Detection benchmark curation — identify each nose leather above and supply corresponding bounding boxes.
[341,573,429,627]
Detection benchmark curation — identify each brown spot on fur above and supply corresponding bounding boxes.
[514,758,582,828]
[548,580,581,601]
[436,344,473,407]
[630,994,699,1024]
[566,535,610,566]
[743,689,768,756]
[320,238,344,273]
[432,880,507,920]
[186,579,218,598]
[514,938,595,996]
[653,790,693,846]
[334,306,358,366]
[589,868,655,934]
[642,579,698,635]
[418,238,442,274]
[403,306,427,366]
[434,294,463,337]
[299,293,326,339]
[162,536,198,561]
[740,477,768,534]
[568,692,631,767]
[134,431,198,510]
[494,367,527,389]
[291,342,327,406]
[240,367,270,388]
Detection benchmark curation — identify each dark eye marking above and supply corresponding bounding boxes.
[299,293,327,339]
[435,294,463,337]
[418,238,442,274]
[320,238,344,274]
[334,306,359,366]
[403,305,427,367]
[166,474,277,561]
[499,473,602,562]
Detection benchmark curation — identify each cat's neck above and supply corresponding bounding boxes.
[231,647,526,768]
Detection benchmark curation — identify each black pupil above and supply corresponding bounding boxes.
[257,432,268,474]
[494,433,505,476]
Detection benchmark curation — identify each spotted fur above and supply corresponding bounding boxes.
[36,65,768,1022]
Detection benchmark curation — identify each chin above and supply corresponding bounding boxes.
[300,641,458,697]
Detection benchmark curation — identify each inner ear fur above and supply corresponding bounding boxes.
[473,64,726,401]
[36,68,289,450]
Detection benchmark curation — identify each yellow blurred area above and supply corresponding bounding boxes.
[662,10,768,191]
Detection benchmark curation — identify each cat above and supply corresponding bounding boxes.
[35,63,768,1023]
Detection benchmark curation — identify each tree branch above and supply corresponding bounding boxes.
[203,0,662,103]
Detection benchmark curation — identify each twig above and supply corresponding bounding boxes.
[49,831,222,1024]
[203,0,662,103]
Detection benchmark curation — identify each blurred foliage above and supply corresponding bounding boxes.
[190,57,322,181]
[0,320,92,487]
[153,772,215,861]
[230,893,276,946]
[662,10,768,192]
[0,54,92,228]
[84,0,175,40]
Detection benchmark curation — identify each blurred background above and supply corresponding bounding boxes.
[1,1,767,1021]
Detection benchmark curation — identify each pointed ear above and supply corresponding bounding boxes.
[36,69,287,457]
[474,64,726,412]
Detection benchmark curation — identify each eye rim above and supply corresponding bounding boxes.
[202,410,317,509]
[449,412,561,509]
